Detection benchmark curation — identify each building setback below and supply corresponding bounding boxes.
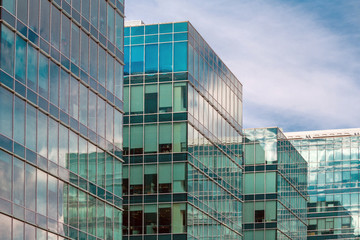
[242,128,308,240]
[286,129,360,240]
[0,0,125,239]
[123,21,244,239]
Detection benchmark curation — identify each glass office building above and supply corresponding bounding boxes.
[0,0,124,239]
[123,21,243,240]
[286,129,360,239]
[243,128,308,240]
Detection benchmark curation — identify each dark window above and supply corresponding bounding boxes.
[130,210,143,235]
[158,207,171,233]
[255,210,265,222]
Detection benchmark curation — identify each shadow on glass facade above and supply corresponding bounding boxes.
[242,128,308,240]
[0,0,124,239]
[286,129,360,240]
[123,21,243,240]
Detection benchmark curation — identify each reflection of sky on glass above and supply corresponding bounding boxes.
[126,0,360,132]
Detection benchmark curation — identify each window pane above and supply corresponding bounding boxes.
[144,124,157,153]
[80,31,89,72]
[159,43,172,72]
[107,5,114,42]
[131,45,144,74]
[0,214,11,239]
[114,110,122,148]
[0,150,12,200]
[48,119,58,164]
[60,69,69,113]
[51,5,60,49]
[265,201,276,221]
[27,46,38,91]
[70,77,79,120]
[0,87,13,138]
[97,97,105,137]
[174,42,187,72]
[59,124,68,168]
[38,53,49,98]
[115,12,123,49]
[173,122,186,152]
[15,35,27,83]
[90,0,98,27]
[98,47,106,86]
[255,172,264,193]
[37,112,48,158]
[130,125,143,154]
[265,172,276,193]
[99,0,106,36]
[79,84,88,125]
[130,85,143,114]
[159,83,172,113]
[88,91,97,132]
[173,163,185,193]
[71,24,80,65]
[106,103,114,142]
[40,0,50,41]
[50,61,59,105]
[174,82,187,112]
[159,123,172,152]
[172,203,185,233]
[17,0,28,24]
[25,164,36,210]
[145,84,157,113]
[37,169,47,216]
[26,105,37,151]
[14,96,25,144]
[107,54,114,93]
[145,44,158,73]
[130,165,143,194]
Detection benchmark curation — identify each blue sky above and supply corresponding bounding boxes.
[125,0,360,132]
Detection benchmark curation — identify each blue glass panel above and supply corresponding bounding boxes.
[0,87,13,138]
[131,45,144,74]
[27,46,38,91]
[159,34,172,42]
[15,35,27,83]
[14,96,25,145]
[124,27,130,37]
[38,53,49,98]
[1,24,15,76]
[26,105,37,151]
[49,61,59,105]
[145,24,158,34]
[131,26,144,36]
[131,36,144,45]
[145,35,158,44]
[145,44,158,73]
[159,23,172,33]
[174,42,187,72]
[174,22,188,32]
[159,43,172,72]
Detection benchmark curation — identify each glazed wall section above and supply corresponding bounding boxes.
[242,128,307,240]
[0,0,124,239]
[290,135,360,239]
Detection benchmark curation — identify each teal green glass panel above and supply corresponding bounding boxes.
[159,83,172,113]
[88,143,97,183]
[130,85,143,114]
[159,123,172,152]
[159,43,172,72]
[124,46,129,75]
[244,173,254,194]
[145,44,158,73]
[255,143,265,164]
[106,204,113,239]
[172,203,186,233]
[173,163,186,193]
[255,172,264,193]
[131,26,144,36]
[159,164,171,183]
[97,199,105,238]
[130,125,143,152]
[79,137,88,179]
[245,144,255,165]
[174,82,187,112]
[114,159,122,196]
[173,122,186,152]
[254,230,264,240]
[174,33,188,41]
[124,86,129,113]
[243,202,254,223]
[130,165,143,184]
[3,0,15,14]
[145,124,157,153]
[131,36,144,45]
[145,35,158,44]
[160,23,172,33]
[265,230,276,240]
[159,34,172,42]
[174,42,187,72]
[265,201,276,221]
[0,87,12,138]
[265,172,276,193]
[97,150,105,188]
[15,35,26,83]
[106,154,114,192]
[174,22,188,32]
[131,45,144,74]
[123,126,129,152]
[145,24,158,34]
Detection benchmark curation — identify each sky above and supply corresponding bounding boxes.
[125,0,360,132]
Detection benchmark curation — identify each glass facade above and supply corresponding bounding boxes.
[243,128,308,240]
[0,0,124,239]
[123,21,243,240]
[287,129,360,239]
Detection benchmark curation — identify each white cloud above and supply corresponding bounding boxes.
[126,0,360,131]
